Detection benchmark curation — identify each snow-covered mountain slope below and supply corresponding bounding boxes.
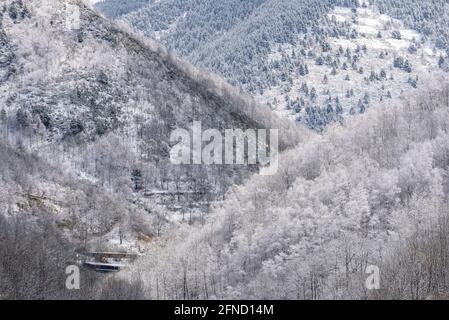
[258,5,447,130]
[123,82,449,300]
[100,0,449,131]
[0,0,302,217]
[0,136,127,299]
[2,0,449,301]
[94,0,150,18]
[0,0,306,299]
[0,0,304,256]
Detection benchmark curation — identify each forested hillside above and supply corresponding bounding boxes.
[0,0,303,299]
[0,0,301,214]
[2,0,449,301]
[95,0,150,18]
[99,0,449,131]
[120,80,449,300]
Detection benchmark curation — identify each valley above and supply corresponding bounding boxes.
[1,0,449,300]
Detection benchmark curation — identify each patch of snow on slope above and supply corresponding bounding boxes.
[257,4,447,125]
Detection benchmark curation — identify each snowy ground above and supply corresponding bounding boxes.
[258,5,447,122]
